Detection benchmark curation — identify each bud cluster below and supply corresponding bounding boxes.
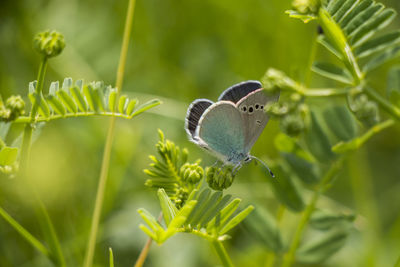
[0,95,25,122]
[350,94,380,127]
[33,30,65,58]
[292,0,320,14]
[206,166,234,191]
[180,162,204,184]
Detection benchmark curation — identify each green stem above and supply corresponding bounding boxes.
[20,56,48,172]
[364,87,400,121]
[0,205,49,257]
[281,158,344,267]
[302,87,350,97]
[304,25,318,87]
[395,255,400,267]
[83,0,136,266]
[212,240,235,267]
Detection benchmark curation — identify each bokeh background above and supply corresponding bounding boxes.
[1,0,400,266]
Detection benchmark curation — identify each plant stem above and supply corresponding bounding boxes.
[212,240,235,267]
[20,56,48,172]
[364,87,400,121]
[83,0,136,266]
[281,158,344,267]
[0,205,49,257]
[395,255,400,267]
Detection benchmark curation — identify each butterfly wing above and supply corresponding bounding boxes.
[185,99,214,141]
[236,88,280,152]
[218,80,262,103]
[195,101,246,164]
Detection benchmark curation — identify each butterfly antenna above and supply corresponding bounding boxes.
[250,156,275,178]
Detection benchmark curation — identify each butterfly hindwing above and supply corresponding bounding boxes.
[196,101,246,163]
[218,80,262,103]
[185,99,214,140]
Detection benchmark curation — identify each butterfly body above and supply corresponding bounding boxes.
[185,80,279,174]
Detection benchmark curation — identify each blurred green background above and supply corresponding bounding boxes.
[1,0,400,266]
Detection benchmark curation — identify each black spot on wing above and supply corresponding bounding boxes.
[218,80,262,103]
[185,99,213,138]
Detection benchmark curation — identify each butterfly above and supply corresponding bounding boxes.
[185,80,279,177]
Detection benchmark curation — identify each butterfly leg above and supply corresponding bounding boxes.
[232,162,243,177]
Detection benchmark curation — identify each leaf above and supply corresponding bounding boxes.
[62,77,73,89]
[243,205,284,252]
[387,65,400,107]
[312,62,353,84]
[266,164,305,212]
[317,36,343,60]
[130,99,162,118]
[157,188,178,226]
[108,90,117,112]
[355,30,400,58]
[163,200,197,241]
[305,112,336,163]
[331,0,357,22]
[126,99,138,116]
[363,45,400,73]
[83,85,97,111]
[109,248,114,267]
[46,95,66,116]
[197,193,230,226]
[343,3,384,36]
[186,189,211,225]
[137,208,164,234]
[70,86,88,112]
[310,210,355,231]
[0,147,18,166]
[207,199,241,232]
[323,105,357,141]
[118,95,128,114]
[285,10,317,23]
[57,90,77,113]
[282,153,320,184]
[219,205,254,235]
[339,0,373,29]
[274,133,315,162]
[297,229,349,264]
[350,8,396,47]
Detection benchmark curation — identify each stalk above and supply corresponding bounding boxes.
[281,158,344,267]
[83,0,137,266]
[212,240,235,267]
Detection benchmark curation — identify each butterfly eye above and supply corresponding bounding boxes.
[255,104,259,109]
[248,106,254,114]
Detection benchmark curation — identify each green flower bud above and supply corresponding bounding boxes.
[206,166,234,191]
[33,30,65,58]
[351,94,380,127]
[261,68,297,93]
[6,95,25,121]
[292,0,320,14]
[265,102,289,118]
[173,187,189,209]
[280,114,305,137]
[180,162,204,184]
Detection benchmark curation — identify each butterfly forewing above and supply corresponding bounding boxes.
[185,99,214,140]
[196,102,246,163]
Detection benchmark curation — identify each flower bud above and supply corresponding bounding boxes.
[292,0,320,14]
[173,187,189,209]
[180,162,204,184]
[206,166,234,191]
[261,68,297,93]
[351,94,380,127]
[280,114,305,137]
[265,102,289,118]
[33,30,65,58]
[6,95,25,121]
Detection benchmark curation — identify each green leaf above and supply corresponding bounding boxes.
[108,90,117,112]
[243,205,284,252]
[339,0,373,29]
[350,8,396,47]
[343,3,384,36]
[137,208,164,234]
[266,164,305,212]
[219,205,254,235]
[332,0,357,22]
[0,147,18,166]
[310,210,355,231]
[282,153,320,184]
[323,105,357,141]
[363,45,400,73]
[83,85,97,111]
[62,77,73,90]
[317,36,343,60]
[207,199,241,232]
[109,248,114,267]
[118,95,128,114]
[274,133,315,162]
[197,193,230,227]
[327,0,346,16]
[126,99,138,116]
[57,90,77,113]
[297,229,349,264]
[285,10,317,23]
[186,188,211,225]
[93,87,106,112]
[387,65,400,107]
[305,112,336,163]
[49,81,59,96]
[355,31,400,58]
[130,99,162,118]
[157,188,178,226]
[70,86,88,112]
[163,200,197,241]
[36,94,50,118]
[312,62,353,84]
[46,95,66,116]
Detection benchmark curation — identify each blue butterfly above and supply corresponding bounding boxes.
[185,80,279,177]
